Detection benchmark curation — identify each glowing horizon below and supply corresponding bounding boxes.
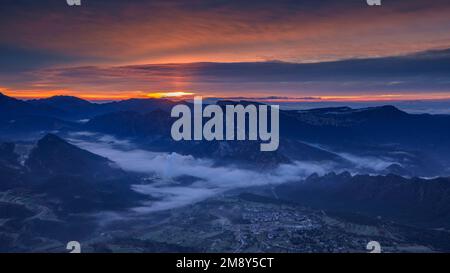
[1,1,450,101]
[3,87,450,103]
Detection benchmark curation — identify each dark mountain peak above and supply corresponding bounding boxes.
[123,98,157,102]
[21,134,144,212]
[357,105,407,118]
[303,105,407,118]
[26,95,99,119]
[26,134,119,178]
[101,97,176,113]
[0,92,19,103]
[0,93,68,120]
[37,133,68,146]
[368,105,403,113]
[30,95,93,109]
[0,92,41,118]
[303,106,353,114]
[0,91,12,99]
[304,105,405,116]
[34,134,107,162]
[45,95,91,104]
[114,98,174,105]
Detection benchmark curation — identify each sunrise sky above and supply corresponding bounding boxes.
[1,0,450,101]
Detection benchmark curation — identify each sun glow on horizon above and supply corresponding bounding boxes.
[2,87,450,103]
[0,88,196,101]
[145,92,195,99]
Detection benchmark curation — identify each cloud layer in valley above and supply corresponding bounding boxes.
[67,133,399,213]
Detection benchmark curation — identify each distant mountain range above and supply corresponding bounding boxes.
[0,92,178,121]
[27,94,178,119]
[1,92,449,175]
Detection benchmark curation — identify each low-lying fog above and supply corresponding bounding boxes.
[67,132,399,213]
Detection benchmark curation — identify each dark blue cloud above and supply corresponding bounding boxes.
[0,45,77,73]
[121,48,450,93]
[12,47,449,96]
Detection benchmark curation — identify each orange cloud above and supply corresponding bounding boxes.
[1,1,450,65]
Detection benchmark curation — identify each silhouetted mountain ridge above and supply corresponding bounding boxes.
[1,134,147,213]
[275,172,450,228]
[25,134,121,179]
